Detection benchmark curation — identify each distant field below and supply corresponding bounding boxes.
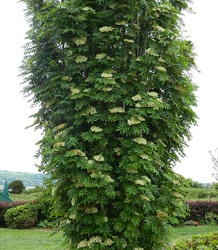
[9,192,41,202]
[0,229,64,250]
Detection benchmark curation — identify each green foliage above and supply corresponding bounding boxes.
[185,188,218,200]
[4,203,38,229]
[21,0,197,249]
[8,180,25,194]
[204,212,218,226]
[170,232,218,249]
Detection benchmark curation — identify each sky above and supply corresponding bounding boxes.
[0,0,217,183]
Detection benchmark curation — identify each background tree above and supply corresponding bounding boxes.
[8,180,25,194]
[21,0,197,249]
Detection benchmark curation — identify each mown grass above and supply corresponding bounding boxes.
[0,229,64,250]
[169,225,218,243]
[9,192,41,202]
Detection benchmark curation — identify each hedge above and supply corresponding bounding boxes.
[0,201,27,226]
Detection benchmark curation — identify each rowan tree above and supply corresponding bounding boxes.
[21,0,197,249]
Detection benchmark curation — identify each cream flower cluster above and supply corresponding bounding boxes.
[133,138,147,145]
[101,72,113,78]
[126,168,138,174]
[148,92,158,98]
[128,116,145,125]
[82,106,97,116]
[132,94,142,101]
[135,179,147,186]
[156,66,167,73]
[73,37,87,46]
[71,86,80,95]
[140,195,150,202]
[84,207,98,214]
[123,39,134,43]
[153,25,165,32]
[70,149,86,157]
[78,237,113,249]
[53,142,65,147]
[55,123,67,130]
[93,155,104,162]
[115,20,128,26]
[90,126,103,132]
[114,147,122,156]
[82,6,95,12]
[95,53,107,60]
[62,76,72,81]
[75,55,88,63]
[109,107,125,113]
[99,26,114,32]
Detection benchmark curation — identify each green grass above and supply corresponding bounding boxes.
[9,192,41,202]
[169,225,218,243]
[0,229,64,250]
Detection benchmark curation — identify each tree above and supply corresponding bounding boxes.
[21,0,197,249]
[8,180,25,194]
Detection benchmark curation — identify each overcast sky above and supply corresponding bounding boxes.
[0,0,217,183]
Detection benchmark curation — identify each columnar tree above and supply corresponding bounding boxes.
[21,0,197,249]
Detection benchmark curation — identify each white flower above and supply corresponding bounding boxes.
[146,48,158,56]
[104,175,114,183]
[142,176,151,183]
[75,55,88,63]
[70,149,86,157]
[83,88,91,93]
[69,213,77,220]
[128,116,145,125]
[84,207,98,214]
[133,138,147,145]
[71,86,80,95]
[62,76,72,81]
[126,168,138,174]
[154,25,165,32]
[73,37,87,46]
[78,240,88,248]
[53,142,65,147]
[156,66,167,73]
[116,20,128,27]
[82,6,95,12]
[140,154,149,160]
[135,179,147,186]
[103,87,113,92]
[90,126,103,133]
[82,106,97,116]
[103,216,108,222]
[132,94,142,101]
[89,236,102,245]
[114,147,122,156]
[148,92,158,98]
[109,107,125,113]
[71,198,76,205]
[135,103,142,108]
[99,26,114,32]
[104,238,113,246]
[101,72,113,78]
[95,53,107,60]
[93,155,104,162]
[134,248,144,250]
[123,39,134,43]
[140,195,150,202]
[136,58,142,62]
[56,123,67,130]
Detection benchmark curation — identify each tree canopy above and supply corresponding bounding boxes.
[21,0,197,249]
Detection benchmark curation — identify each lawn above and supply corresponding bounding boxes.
[9,192,41,202]
[0,229,64,250]
[169,225,218,243]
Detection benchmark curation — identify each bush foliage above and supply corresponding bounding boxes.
[4,203,38,229]
[170,232,218,249]
[21,0,197,249]
[0,201,27,226]
[186,201,218,223]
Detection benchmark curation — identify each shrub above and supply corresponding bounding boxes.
[186,201,218,223]
[205,212,218,226]
[170,232,218,249]
[185,187,218,200]
[0,201,27,226]
[23,186,44,194]
[21,0,197,249]
[4,203,38,229]
[8,180,25,194]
